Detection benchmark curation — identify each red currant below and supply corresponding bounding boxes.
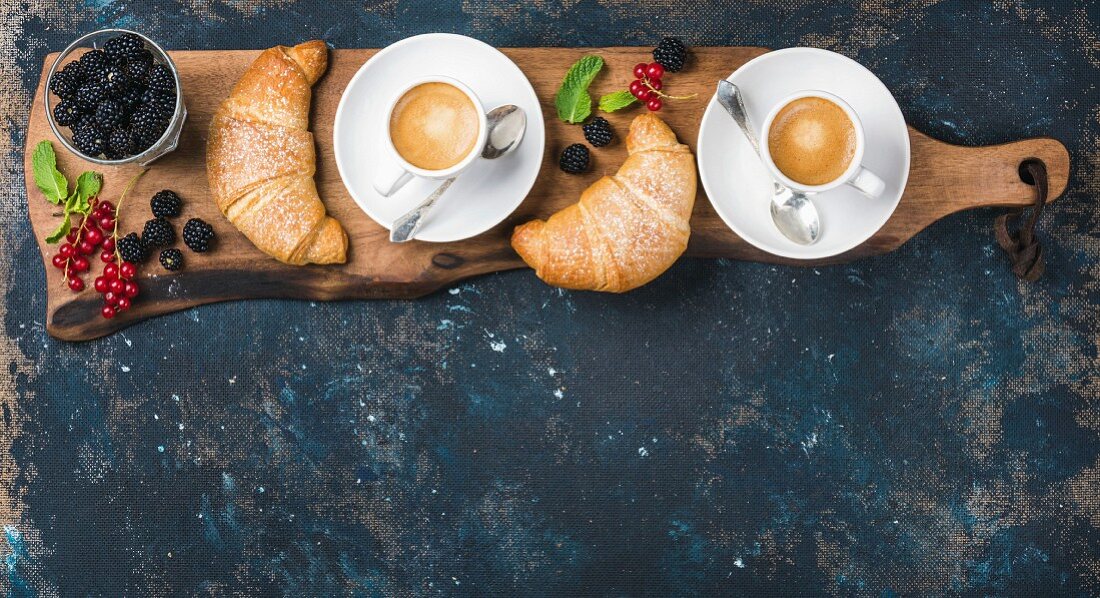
[629,80,644,95]
[52,254,67,269]
[104,263,119,279]
[59,243,75,258]
[68,276,84,292]
[98,216,115,230]
[72,256,89,272]
[98,200,114,215]
[117,297,131,311]
[65,232,78,244]
[119,262,136,279]
[100,250,116,263]
[645,90,659,101]
[78,240,95,255]
[633,63,647,79]
[101,237,115,253]
[109,278,125,294]
[101,305,116,319]
[649,78,663,91]
[645,63,664,79]
[646,97,663,111]
[632,86,649,100]
[123,281,139,298]
[94,276,108,293]
[104,291,119,306]
[85,227,103,246]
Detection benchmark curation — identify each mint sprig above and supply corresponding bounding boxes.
[31,140,102,244]
[599,90,639,113]
[555,55,604,124]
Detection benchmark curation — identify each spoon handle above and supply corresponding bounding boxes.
[716,81,764,156]
[389,178,456,243]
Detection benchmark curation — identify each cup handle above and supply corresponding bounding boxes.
[847,166,887,199]
[372,155,414,197]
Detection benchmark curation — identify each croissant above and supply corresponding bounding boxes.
[206,40,347,265]
[512,113,696,292]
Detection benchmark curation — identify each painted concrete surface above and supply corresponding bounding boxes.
[1,1,1098,596]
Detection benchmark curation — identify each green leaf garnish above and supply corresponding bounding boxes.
[31,140,68,205]
[71,171,101,215]
[599,90,639,113]
[45,213,71,244]
[555,55,604,124]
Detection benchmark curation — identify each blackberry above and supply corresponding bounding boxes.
[107,127,135,157]
[123,54,151,83]
[147,64,175,94]
[117,86,143,110]
[582,116,613,147]
[141,217,175,247]
[74,82,107,110]
[652,37,687,72]
[52,99,83,127]
[182,218,214,253]
[49,69,79,99]
[150,190,182,218]
[72,124,107,156]
[159,248,183,271]
[130,106,167,148]
[142,89,176,119]
[558,144,590,174]
[117,232,147,263]
[102,64,130,94]
[94,100,125,129]
[104,33,145,59]
[77,49,110,80]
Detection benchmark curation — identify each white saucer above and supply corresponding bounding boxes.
[697,48,911,259]
[333,34,545,243]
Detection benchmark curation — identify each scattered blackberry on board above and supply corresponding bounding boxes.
[104,33,145,59]
[558,143,590,174]
[141,217,175,247]
[107,127,135,157]
[583,116,613,147]
[94,100,125,129]
[150,190,182,218]
[117,232,147,263]
[147,64,175,94]
[72,125,107,156]
[652,37,687,72]
[52,99,82,127]
[182,218,215,253]
[159,248,183,271]
[49,69,79,99]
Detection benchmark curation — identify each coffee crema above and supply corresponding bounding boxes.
[389,82,479,171]
[767,96,856,186]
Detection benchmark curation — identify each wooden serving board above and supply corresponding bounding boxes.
[24,47,1069,341]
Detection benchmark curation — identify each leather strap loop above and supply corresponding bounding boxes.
[995,159,1048,281]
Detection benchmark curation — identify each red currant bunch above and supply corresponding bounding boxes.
[94,259,139,319]
[627,61,695,112]
[50,198,116,293]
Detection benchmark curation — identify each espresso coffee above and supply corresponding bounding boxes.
[389,82,480,171]
[767,96,856,186]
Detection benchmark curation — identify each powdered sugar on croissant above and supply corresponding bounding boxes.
[512,114,696,292]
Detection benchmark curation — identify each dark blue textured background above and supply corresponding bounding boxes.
[2,1,1098,596]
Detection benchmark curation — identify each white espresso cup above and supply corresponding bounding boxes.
[760,90,886,199]
[372,76,488,197]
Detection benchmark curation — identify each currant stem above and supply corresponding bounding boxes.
[642,76,697,101]
[112,169,149,263]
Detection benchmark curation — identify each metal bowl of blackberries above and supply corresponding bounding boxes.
[44,29,186,166]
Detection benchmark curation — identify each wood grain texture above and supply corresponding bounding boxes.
[22,47,1070,341]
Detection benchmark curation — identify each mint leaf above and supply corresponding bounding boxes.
[32,140,68,205]
[599,90,639,113]
[45,213,71,244]
[555,55,604,124]
[72,171,101,215]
